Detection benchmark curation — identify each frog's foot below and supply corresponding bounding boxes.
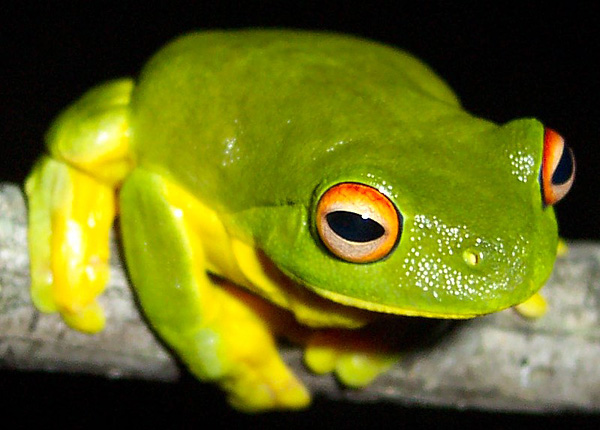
[25,157,115,333]
[209,284,310,411]
[304,328,399,388]
[119,169,309,411]
[514,292,547,319]
[557,238,568,258]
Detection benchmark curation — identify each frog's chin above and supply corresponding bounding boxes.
[307,285,490,320]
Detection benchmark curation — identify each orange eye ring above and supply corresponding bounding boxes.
[541,128,575,205]
[316,182,401,263]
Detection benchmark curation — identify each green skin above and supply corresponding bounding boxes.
[27,30,560,410]
[132,30,557,317]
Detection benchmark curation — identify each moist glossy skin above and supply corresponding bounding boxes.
[132,31,557,317]
[25,30,564,411]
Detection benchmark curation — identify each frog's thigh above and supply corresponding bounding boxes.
[118,169,309,411]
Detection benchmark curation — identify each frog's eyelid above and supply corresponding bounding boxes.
[315,182,401,263]
[541,128,575,206]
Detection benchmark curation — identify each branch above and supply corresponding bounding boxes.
[1,182,599,412]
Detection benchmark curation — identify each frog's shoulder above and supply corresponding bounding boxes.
[163,177,372,328]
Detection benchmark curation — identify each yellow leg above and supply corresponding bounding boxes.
[25,157,115,333]
[304,326,399,388]
[557,238,568,257]
[514,292,547,319]
[119,169,309,411]
[25,79,133,332]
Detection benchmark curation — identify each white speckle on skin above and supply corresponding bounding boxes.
[325,140,348,153]
[401,214,529,302]
[221,136,240,167]
[508,150,535,183]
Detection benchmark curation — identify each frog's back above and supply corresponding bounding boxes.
[129,30,461,213]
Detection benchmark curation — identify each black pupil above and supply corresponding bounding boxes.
[326,211,385,243]
[552,146,574,185]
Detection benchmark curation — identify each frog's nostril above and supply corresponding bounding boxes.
[462,249,483,267]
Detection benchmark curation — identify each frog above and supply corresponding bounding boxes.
[25,29,575,411]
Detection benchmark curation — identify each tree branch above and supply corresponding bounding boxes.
[1,182,599,412]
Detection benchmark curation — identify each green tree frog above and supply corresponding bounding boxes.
[25,30,575,411]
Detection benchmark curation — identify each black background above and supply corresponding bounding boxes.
[2,2,598,428]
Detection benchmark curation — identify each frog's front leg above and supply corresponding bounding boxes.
[304,325,400,388]
[118,169,309,411]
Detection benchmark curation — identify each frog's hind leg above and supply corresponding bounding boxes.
[118,169,310,411]
[25,79,134,333]
[26,158,115,332]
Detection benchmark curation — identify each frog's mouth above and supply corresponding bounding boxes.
[233,242,490,326]
[231,238,523,324]
[306,284,490,320]
[303,273,542,320]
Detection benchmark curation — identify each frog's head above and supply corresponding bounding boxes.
[254,117,575,318]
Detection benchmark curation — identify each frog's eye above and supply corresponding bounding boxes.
[316,182,401,263]
[541,128,575,205]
